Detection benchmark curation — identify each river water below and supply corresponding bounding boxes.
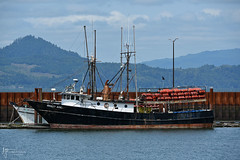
[0,128,239,160]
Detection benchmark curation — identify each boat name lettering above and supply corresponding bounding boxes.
[46,105,62,109]
[56,106,63,109]
[47,105,54,108]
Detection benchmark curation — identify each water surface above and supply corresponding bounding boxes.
[0,128,239,160]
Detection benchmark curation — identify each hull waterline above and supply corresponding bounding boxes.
[50,123,213,129]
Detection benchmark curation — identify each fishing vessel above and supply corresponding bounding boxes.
[27,26,214,129]
[10,102,48,124]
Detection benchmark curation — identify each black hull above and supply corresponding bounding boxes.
[27,100,214,129]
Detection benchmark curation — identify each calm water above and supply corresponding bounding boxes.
[0,128,239,160]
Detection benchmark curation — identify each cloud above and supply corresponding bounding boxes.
[24,11,149,28]
[202,8,221,16]
[159,11,173,18]
[133,0,174,5]
[231,9,240,22]
[154,11,173,21]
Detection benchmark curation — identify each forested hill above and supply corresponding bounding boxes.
[135,64,240,92]
[0,35,240,92]
[142,48,240,69]
[0,35,86,74]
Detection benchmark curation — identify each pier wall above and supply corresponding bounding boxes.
[0,91,240,122]
[205,92,240,120]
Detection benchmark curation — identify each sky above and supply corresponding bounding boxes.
[0,0,240,63]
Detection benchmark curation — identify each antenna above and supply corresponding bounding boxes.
[133,25,135,53]
[127,17,129,46]
[92,19,94,57]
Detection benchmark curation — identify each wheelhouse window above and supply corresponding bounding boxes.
[67,95,70,100]
[71,95,74,100]
[76,96,80,100]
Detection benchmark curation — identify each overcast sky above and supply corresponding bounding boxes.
[0,0,240,62]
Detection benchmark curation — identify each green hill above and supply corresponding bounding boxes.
[0,35,87,91]
[0,35,240,92]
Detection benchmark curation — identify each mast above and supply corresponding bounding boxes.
[133,25,138,107]
[90,30,97,100]
[84,25,91,95]
[84,26,96,99]
[84,26,89,65]
[126,43,130,100]
[120,27,123,92]
[93,30,97,99]
[120,26,136,101]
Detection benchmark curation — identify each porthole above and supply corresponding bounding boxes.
[114,103,118,109]
[97,102,100,106]
[124,105,127,108]
[104,103,109,108]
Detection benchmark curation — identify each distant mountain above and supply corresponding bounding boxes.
[0,35,240,92]
[142,49,240,68]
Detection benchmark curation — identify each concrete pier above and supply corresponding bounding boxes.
[213,121,240,127]
[1,122,240,129]
[0,123,50,129]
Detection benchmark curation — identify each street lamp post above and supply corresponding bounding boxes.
[169,38,178,88]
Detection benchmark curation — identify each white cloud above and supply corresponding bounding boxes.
[154,11,173,21]
[202,8,221,16]
[24,11,149,28]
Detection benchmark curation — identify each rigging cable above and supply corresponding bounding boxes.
[108,62,127,84]
[123,72,136,93]
[96,64,108,81]
[68,31,82,52]
[81,64,90,87]
[95,66,104,88]
[51,62,86,88]
[109,64,126,91]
